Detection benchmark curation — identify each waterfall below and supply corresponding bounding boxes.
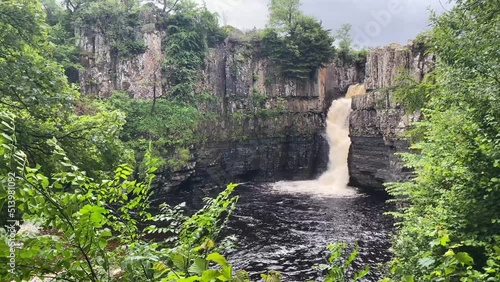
[317,98,352,190]
[345,84,366,98]
[272,98,356,196]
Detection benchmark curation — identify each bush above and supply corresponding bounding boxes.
[261,16,335,79]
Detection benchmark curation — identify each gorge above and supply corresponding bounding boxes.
[75,14,435,278]
[2,1,497,281]
[77,18,433,192]
[176,96,392,281]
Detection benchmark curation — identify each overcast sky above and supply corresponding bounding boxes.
[200,0,454,47]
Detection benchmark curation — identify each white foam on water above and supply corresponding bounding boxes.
[271,98,357,197]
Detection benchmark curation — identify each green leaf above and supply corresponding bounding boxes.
[171,253,187,270]
[455,252,474,265]
[440,234,450,247]
[418,257,435,268]
[201,269,221,281]
[100,229,112,237]
[177,276,201,282]
[234,270,250,282]
[188,258,207,275]
[40,175,49,189]
[403,276,415,282]
[444,249,455,257]
[221,265,232,280]
[344,243,358,268]
[206,252,228,267]
[353,265,370,280]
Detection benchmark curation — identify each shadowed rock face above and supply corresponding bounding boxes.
[77,20,363,189]
[187,39,362,188]
[77,13,433,191]
[348,43,433,190]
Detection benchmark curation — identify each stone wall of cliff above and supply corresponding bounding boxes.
[77,7,163,99]
[76,14,433,191]
[76,23,364,188]
[190,37,331,187]
[348,43,434,189]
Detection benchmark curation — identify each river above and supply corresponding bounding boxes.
[177,97,394,281]
[222,184,393,281]
[221,98,393,281]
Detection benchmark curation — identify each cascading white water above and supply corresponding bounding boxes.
[317,98,353,190]
[272,98,356,196]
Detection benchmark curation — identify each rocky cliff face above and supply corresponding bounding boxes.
[348,43,434,189]
[77,26,363,188]
[190,37,334,187]
[77,7,163,99]
[77,17,432,191]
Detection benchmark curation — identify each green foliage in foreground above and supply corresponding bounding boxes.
[0,112,241,281]
[0,113,368,281]
[314,243,369,282]
[0,0,130,180]
[393,70,438,114]
[385,0,500,280]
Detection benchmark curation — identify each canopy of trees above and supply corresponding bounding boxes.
[0,0,128,179]
[0,0,498,281]
[387,0,500,280]
[262,0,335,79]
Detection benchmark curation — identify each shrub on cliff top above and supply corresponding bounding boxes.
[261,16,335,79]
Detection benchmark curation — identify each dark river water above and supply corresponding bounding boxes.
[219,183,393,281]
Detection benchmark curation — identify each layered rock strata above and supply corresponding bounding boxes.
[77,25,363,188]
[348,43,434,189]
[76,14,433,191]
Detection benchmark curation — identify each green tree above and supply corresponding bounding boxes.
[0,0,129,179]
[262,16,335,79]
[385,0,500,280]
[333,23,367,65]
[145,0,181,13]
[41,0,82,82]
[268,0,302,31]
[335,23,353,53]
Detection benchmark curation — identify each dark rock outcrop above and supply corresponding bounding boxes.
[76,13,433,191]
[348,43,433,190]
[349,90,421,189]
[325,61,365,101]
[77,25,362,189]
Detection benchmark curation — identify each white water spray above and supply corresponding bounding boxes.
[272,98,356,196]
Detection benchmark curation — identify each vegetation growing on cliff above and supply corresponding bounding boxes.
[261,0,335,79]
[0,0,129,181]
[334,24,367,66]
[386,0,500,280]
[261,1,367,79]
[162,1,226,101]
[2,0,499,281]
